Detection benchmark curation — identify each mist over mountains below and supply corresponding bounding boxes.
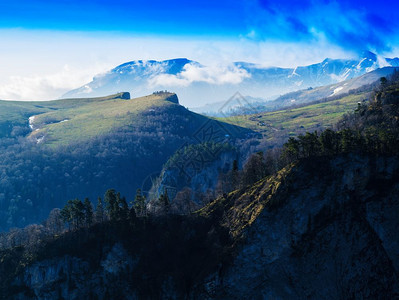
[63,51,399,109]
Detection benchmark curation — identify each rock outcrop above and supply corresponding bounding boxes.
[11,243,137,300]
[119,92,131,100]
[2,155,398,299]
[214,155,399,299]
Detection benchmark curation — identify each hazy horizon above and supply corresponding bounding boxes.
[1,0,399,101]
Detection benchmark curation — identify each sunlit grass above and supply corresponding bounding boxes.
[219,93,368,143]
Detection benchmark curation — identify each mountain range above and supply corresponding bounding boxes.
[63,51,399,110]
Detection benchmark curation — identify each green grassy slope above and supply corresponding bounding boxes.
[28,93,179,147]
[219,92,369,144]
[0,92,250,230]
[0,92,206,147]
[0,93,130,139]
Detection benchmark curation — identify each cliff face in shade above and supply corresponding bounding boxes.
[120,92,131,100]
[2,155,399,299]
[148,148,237,211]
[213,155,399,299]
[164,93,179,104]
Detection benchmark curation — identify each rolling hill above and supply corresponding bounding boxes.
[0,92,249,231]
[0,92,130,139]
[218,91,370,146]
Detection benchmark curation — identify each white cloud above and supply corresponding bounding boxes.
[0,29,373,100]
[0,64,109,100]
[147,63,251,87]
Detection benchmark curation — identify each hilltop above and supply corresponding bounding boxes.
[0,93,130,139]
[0,92,249,230]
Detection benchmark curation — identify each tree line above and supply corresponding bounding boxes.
[216,74,399,194]
[0,187,171,250]
[59,188,173,231]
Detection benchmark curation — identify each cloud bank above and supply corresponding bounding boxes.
[0,64,107,101]
[148,63,251,87]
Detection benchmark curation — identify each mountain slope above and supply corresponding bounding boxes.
[1,154,397,299]
[1,75,399,299]
[63,52,399,109]
[206,155,399,299]
[0,92,250,230]
[219,91,369,147]
[26,92,181,147]
[268,66,398,109]
[0,93,130,139]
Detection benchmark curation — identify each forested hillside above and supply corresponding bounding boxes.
[0,92,249,231]
[0,73,398,299]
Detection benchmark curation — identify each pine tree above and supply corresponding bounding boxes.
[71,199,85,229]
[83,198,93,227]
[134,189,146,217]
[129,206,137,223]
[158,190,170,215]
[117,194,129,221]
[242,152,266,186]
[95,197,104,223]
[104,189,118,221]
[60,201,73,230]
[61,199,85,230]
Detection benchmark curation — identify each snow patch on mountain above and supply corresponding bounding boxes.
[62,52,399,110]
[288,67,299,78]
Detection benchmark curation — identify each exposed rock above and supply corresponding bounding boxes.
[3,155,399,299]
[120,92,131,100]
[216,155,399,299]
[148,148,237,213]
[164,93,179,104]
[101,243,135,274]
[11,243,138,300]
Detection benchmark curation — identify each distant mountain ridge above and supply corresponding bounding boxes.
[263,66,399,111]
[62,51,399,109]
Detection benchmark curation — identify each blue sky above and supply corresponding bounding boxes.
[0,0,246,35]
[0,0,398,100]
[1,0,398,52]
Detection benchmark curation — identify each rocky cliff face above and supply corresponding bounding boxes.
[2,155,398,299]
[11,243,138,300]
[215,155,399,299]
[150,150,236,207]
[164,93,179,104]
